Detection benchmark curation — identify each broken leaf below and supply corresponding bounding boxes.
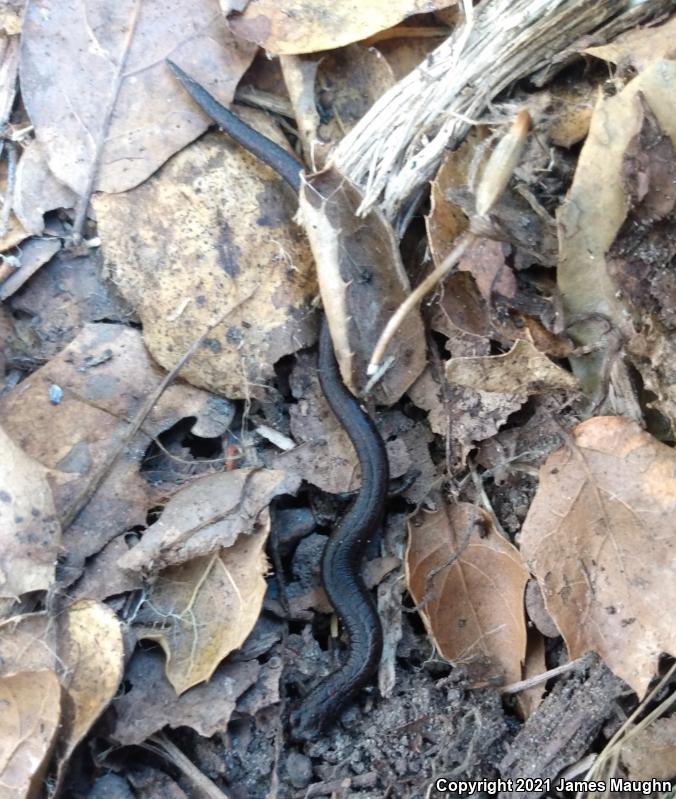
[445,339,579,396]
[118,467,299,573]
[0,670,61,799]
[94,123,316,399]
[20,0,257,195]
[520,416,676,697]
[0,425,60,603]
[226,0,452,56]
[0,323,233,584]
[406,501,529,686]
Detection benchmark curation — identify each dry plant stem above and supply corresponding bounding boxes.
[59,295,254,532]
[368,233,471,374]
[333,0,658,226]
[500,656,590,695]
[149,733,232,799]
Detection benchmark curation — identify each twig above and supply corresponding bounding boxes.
[500,656,590,695]
[148,732,233,799]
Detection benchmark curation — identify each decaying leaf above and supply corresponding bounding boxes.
[620,715,676,780]
[94,123,316,399]
[112,648,260,745]
[0,237,62,301]
[0,670,61,799]
[299,165,426,403]
[226,0,452,56]
[118,467,299,573]
[20,0,257,195]
[406,501,529,686]
[0,323,233,584]
[137,525,269,693]
[0,426,60,603]
[0,600,123,783]
[520,416,676,697]
[445,339,579,396]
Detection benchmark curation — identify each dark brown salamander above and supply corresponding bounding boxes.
[167,62,388,740]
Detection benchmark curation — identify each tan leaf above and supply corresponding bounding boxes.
[515,631,546,720]
[0,323,232,584]
[137,525,269,693]
[445,339,579,396]
[118,467,299,573]
[620,715,676,780]
[0,670,61,799]
[94,124,316,399]
[0,426,60,603]
[20,0,257,195]
[406,502,529,685]
[299,165,426,403]
[0,601,123,787]
[585,14,676,72]
[226,0,453,56]
[520,416,676,697]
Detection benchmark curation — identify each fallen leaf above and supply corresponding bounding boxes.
[0,425,60,603]
[0,670,61,799]
[515,631,546,719]
[112,647,259,744]
[299,165,426,403]
[620,715,676,780]
[406,501,529,686]
[585,14,676,73]
[226,0,452,56]
[0,237,62,301]
[0,323,233,584]
[520,416,676,697]
[12,140,77,234]
[445,339,579,396]
[94,124,316,399]
[136,524,269,693]
[20,0,257,195]
[118,467,299,574]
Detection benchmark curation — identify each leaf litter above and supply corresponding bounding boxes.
[1,1,676,797]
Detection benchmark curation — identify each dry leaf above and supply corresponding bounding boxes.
[520,416,676,697]
[299,166,426,403]
[113,648,259,745]
[137,525,268,693]
[0,323,233,584]
[406,502,529,686]
[0,237,61,301]
[118,467,299,573]
[94,124,316,399]
[0,426,60,602]
[585,14,676,72]
[515,631,546,719]
[445,339,579,396]
[620,715,676,780]
[0,670,61,799]
[226,0,452,56]
[20,0,257,195]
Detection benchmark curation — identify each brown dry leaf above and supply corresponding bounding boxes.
[408,366,523,474]
[0,670,61,799]
[520,416,676,697]
[113,648,260,745]
[445,339,579,396]
[620,715,676,780]
[406,501,529,686]
[118,467,299,573]
[12,140,77,235]
[299,166,426,403]
[0,601,123,782]
[20,0,257,196]
[585,14,676,72]
[0,323,233,584]
[0,426,60,603]
[557,59,676,396]
[137,525,268,693]
[225,0,453,56]
[94,124,316,399]
[515,631,546,719]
